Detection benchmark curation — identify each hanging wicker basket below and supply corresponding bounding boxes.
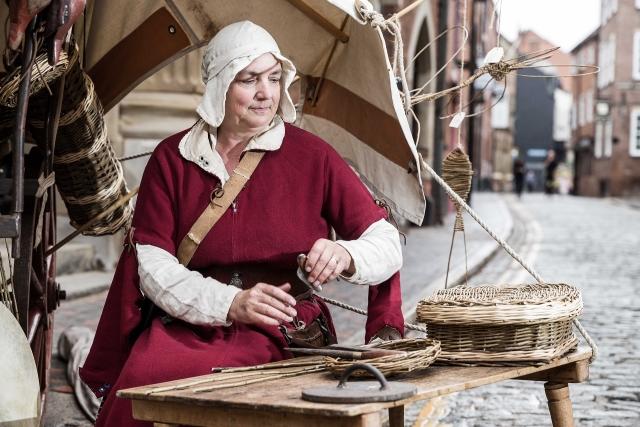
[416,283,582,364]
[4,44,133,235]
[323,338,441,378]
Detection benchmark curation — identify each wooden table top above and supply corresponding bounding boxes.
[119,347,591,418]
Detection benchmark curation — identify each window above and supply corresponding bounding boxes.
[595,121,604,158]
[602,0,618,24]
[636,0,640,9]
[598,34,616,88]
[596,119,613,158]
[634,31,640,80]
[604,119,613,157]
[586,46,595,65]
[585,90,594,124]
[629,107,640,157]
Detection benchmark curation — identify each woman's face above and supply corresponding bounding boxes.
[223,53,282,132]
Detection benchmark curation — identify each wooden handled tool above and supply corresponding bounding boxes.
[285,347,406,360]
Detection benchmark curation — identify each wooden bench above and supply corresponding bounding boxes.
[119,347,591,427]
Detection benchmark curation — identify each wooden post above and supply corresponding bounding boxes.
[544,382,574,427]
[388,406,404,427]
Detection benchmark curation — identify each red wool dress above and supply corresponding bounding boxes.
[80,124,404,426]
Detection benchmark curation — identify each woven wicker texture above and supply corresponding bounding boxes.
[417,284,582,363]
[324,338,441,378]
[442,147,473,232]
[0,48,73,108]
[18,45,132,235]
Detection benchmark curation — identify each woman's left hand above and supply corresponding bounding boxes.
[305,238,354,287]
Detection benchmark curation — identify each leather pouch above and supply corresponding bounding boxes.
[279,313,337,348]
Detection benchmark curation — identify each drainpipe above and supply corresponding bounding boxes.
[431,0,449,225]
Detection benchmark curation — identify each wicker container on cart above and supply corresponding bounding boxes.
[416,283,583,364]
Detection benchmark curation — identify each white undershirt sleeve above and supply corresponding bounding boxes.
[136,243,241,326]
[335,219,403,285]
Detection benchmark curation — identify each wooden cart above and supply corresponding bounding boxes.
[119,347,591,427]
[1,16,65,413]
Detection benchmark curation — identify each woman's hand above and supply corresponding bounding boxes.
[305,238,354,287]
[227,283,297,326]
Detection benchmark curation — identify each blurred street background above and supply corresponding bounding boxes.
[46,193,640,426]
[37,0,640,425]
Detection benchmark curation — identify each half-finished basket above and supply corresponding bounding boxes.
[324,338,441,378]
[416,283,582,363]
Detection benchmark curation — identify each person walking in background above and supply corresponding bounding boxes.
[513,158,525,198]
[525,169,536,192]
[544,149,558,195]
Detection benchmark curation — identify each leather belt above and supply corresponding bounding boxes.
[204,264,313,300]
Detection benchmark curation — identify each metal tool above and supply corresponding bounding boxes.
[297,253,342,292]
[285,347,406,359]
[301,363,417,403]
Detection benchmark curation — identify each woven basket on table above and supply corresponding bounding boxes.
[10,45,133,235]
[416,283,582,364]
[324,338,441,378]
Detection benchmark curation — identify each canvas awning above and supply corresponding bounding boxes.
[1,0,426,224]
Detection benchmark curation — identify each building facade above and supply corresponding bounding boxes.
[512,31,575,192]
[595,0,640,196]
[570,31,599,196]
[571,0,640,197]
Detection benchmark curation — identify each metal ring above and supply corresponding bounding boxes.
[210,186,224,202]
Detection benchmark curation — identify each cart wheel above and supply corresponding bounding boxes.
[13,173,60,419]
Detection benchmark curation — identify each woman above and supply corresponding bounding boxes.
[80,21,404,426]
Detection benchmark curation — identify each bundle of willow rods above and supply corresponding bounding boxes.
[142,356,326,395]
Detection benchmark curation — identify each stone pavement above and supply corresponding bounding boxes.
[411,194,640,427]
[44,193,640,426]
[44,193,513,426]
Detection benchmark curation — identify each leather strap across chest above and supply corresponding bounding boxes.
[177,150,265,266]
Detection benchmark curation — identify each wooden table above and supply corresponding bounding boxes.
[119,347,591,427]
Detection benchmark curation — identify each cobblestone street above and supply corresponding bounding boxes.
[43,193,640,426]
[420,194,640,426]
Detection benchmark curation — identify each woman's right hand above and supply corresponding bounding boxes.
[227,283,298,326]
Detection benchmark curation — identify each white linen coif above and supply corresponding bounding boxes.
[197,20,297,128]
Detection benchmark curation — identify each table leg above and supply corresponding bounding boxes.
[544,382,574,427]
[388,405,404,427]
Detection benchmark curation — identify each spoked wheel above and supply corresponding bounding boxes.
[5,11,71,422]
[13,160,61,420]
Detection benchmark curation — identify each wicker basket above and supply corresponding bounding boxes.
[324,338,441,378]
[20,45,132,235]
[416,284,582,363]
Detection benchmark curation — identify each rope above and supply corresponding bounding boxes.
[34,172,56,248]
[118,151,154,162]
[318,295,428,334]
[359,7,411,112]
[418,156,598,362]
[35,172,56,198]
[355,2,597,358]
